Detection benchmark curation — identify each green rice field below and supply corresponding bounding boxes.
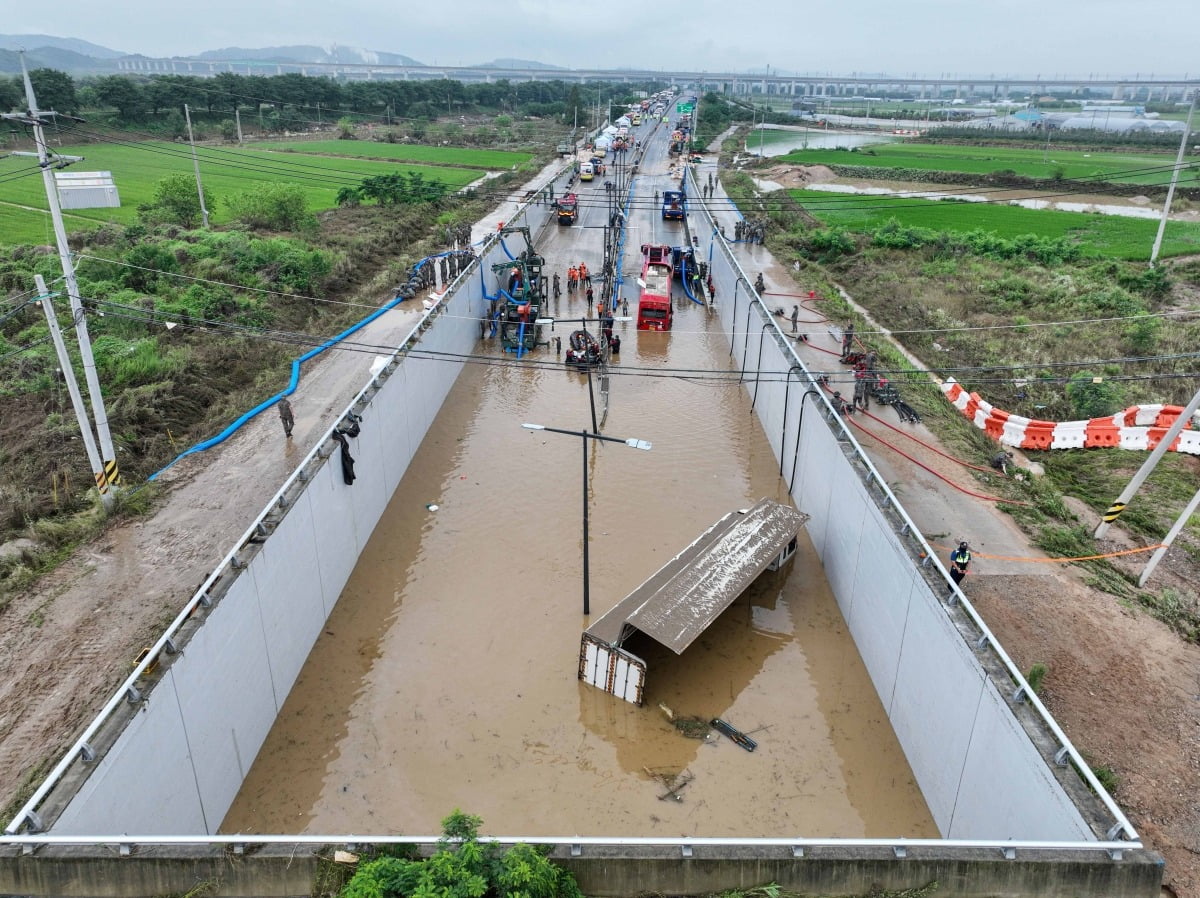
[791,189,1200,260]
[778,141,1192,186]
[0,142,486,245]
[256,140,534,169]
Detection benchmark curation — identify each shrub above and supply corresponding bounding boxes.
[225,183,313,232]
[140,174,212,229]
[805,227,857,260]
[1025,663,1047,694]
[338,811,581,898]
[1066,372,1124,419]
[120,243,179,290]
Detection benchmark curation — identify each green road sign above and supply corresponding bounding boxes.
[676,103,694,113]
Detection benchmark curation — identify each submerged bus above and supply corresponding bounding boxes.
[637,244,674,331]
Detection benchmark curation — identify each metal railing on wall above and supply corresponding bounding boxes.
[0,833,1142,861]
[683,164,1140,847]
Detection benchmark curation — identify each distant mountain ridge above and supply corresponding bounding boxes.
[0,46,117,74]
[0,34,579,74]
[0,33,124,58]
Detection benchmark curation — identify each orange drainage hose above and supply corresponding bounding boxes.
[847,416,1033,507]
[860,408,996,474]
[928,541,1165,564]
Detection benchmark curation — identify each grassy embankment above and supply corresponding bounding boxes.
[0,139,532,603]
[0,144,490,245]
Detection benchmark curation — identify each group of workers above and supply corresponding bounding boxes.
[565,262,591,293]
[734,219,767,244]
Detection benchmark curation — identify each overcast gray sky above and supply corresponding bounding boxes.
[8,0,1199,76]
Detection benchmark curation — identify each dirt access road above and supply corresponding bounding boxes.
[0,160,563,824]
[695,150,1199,896]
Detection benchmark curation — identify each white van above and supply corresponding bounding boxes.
[580,162,595,181]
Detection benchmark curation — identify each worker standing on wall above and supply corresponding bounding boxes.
[949,542,972,587]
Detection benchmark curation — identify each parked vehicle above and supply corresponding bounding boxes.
[637,244,674,332]
[580,162,595,182]
[661,190,686,221]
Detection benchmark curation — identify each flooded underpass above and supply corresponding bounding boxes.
[221,187,935,834]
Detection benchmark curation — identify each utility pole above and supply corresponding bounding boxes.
[1139,482,1200,587]
[234,107,244,144]
[6,53,119,499]
[35,275,108,502]
[183,104,210,228]
[1095,385,1200,539]
[1150,92,1196,265]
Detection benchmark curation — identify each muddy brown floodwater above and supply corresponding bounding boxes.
[221,174,935,839]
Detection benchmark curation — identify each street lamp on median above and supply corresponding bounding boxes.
[522,423,652,615]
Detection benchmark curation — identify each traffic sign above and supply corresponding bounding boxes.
[676,102,694,114]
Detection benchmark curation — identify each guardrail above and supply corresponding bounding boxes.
[0,833,1142,861]
[685,164,1140,846]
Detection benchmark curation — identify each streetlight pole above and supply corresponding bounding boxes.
[522,423,651,615]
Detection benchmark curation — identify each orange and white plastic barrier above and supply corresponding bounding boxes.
[941,378,1199,455]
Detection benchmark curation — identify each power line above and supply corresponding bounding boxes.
[81,296,1200,386]
[0,334,52,363]
[73,250,1200,343]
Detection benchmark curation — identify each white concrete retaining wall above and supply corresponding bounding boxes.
[690,178,1098,842]
[47,170,576,835]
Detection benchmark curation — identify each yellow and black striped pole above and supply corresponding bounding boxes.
[1094,385,1200,539]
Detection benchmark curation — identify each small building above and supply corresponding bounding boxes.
[579,499,810,705]
[54,171,121,210]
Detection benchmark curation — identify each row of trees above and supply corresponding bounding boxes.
[0,68,663,130]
